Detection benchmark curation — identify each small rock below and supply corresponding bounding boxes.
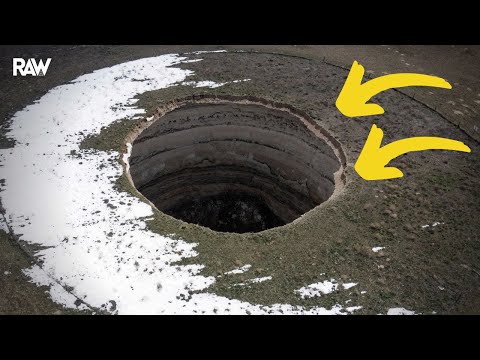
[370,222,382,230]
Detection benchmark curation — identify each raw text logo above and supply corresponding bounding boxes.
[13,58,52,76]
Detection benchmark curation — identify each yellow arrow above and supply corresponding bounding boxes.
[336,61,452,117]
[355,124,471,180]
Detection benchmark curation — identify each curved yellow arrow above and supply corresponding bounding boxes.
[355,124,471,180]
[336,61,452,117]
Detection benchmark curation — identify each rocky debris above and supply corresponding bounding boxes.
[370,222,382,230]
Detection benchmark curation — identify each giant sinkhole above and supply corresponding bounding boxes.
[129,99,344,233]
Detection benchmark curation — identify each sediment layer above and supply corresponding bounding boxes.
[129,101,342,232]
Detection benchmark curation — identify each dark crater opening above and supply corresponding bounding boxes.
[129,99,343,233]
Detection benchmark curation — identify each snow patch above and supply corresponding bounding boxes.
[224,264,251,275]
[23,265,90,311]
[181,78,250,89]
[122,143,132,173]
[234,276,272,286]
[296,279,338,299]
[372,246,384,253]
[250,276,272,283]
[346,306,362,313]
[387,307,416,315]
[421,222,444,229]
[187,50,227,55]
[343,282,358,290]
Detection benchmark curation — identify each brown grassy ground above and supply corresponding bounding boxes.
[1,45,478,314]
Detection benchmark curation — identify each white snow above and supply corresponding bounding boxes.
[296,278,360,298]
[343,282,358,290]
[372,246,384,253]
[23,265,89,310]
[421,222,444,229]
[346,306,362,313]
[224,264,251,275]
[234,276,272,286]
[249,276,272,283]
[296,279,338,299]
[4,271,11,275]
[387,308,416,315]
[0,53,362,315]
[187,50,227,55]
[182,80,224,88]
[122,143,132,173]
[181,78,250,89]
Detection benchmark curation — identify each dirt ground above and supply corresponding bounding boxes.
[1,45,479,314]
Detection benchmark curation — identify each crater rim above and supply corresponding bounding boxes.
[124,94,347,234]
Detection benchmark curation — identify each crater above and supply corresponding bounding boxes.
[128,97,345,233]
